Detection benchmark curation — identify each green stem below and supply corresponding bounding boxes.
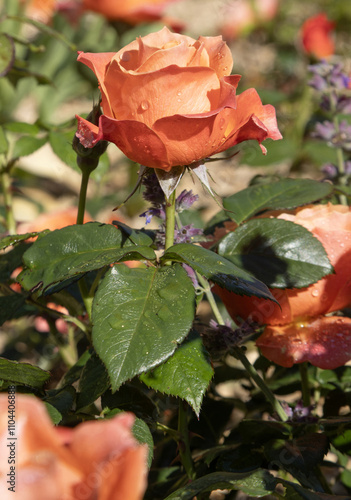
[76,169,93,321]
[1,168,16,234]
[164,190,176,251]
[178,400,196,480]
[76,169,90,225]
[198,273,289,422]
[299,362,311,407]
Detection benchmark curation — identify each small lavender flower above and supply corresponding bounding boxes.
[142,170,165,206]
[174,224,204,244]
[176,189,199,212]
[313,120,351,150]
[321,162,338,179]
[201,319,258,359]
[277,401,317,423]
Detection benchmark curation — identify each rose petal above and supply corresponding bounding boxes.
[257,316,351,369]
[215,88,282,153]
[105,63,221,124]
[77,51,115,116]
[197,35,234,76]
[98,115,171,169]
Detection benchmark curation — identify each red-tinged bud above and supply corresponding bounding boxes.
[73,103,108,173]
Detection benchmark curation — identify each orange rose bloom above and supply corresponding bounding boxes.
[301,13,335,59]
[76,27,282,171]
[214,204,351,368]
[0,395,148,500]
[82,0,179,26]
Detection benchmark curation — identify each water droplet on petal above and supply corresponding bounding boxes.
[177,91,182,96]
[140,100,149,111]
[311,289,319,297]
[120,51,131,62]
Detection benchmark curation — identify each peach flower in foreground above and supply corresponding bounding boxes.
[301,13,335,59]
[214,204,351,368]
[76,27,282,171]
[0,395,148,500]
[221,0,279,40]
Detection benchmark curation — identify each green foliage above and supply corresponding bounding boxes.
[223,178,333,225]
[141,330,213,416]
[218,218,333,288]
[92,263,196,391]
[18,222,157,294]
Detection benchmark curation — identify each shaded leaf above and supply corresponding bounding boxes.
[101,385,157,421]
[76,353,110,409]
[0,243,29,281]
[59,350,92,387]
[223,179,333,225]
[18,222,157,294]
[141,330,213,416]
[44,386,76,415]
[165,469,276,499]
[162,243,276,301]
[0,294,36,326]
[12,135,48,158]
[92,263,195,391]
[0,358,50,388]
[218,219,333,288]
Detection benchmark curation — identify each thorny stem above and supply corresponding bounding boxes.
[197,273,289,422]
[299,362,311,407]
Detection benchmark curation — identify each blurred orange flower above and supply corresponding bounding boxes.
[220,0,279,41]
[21,0,57,23]
[82,0,181,28]
[214,204,351,368]
[0,395,148,500]
[301,13,335,59]
[76,27,282,171]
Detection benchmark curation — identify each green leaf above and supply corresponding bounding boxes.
[280,479,351,500]
[0,33,15,77]
[0,232,38,249]
[218,218,333,288]
[223,179,333,225]
[104,408,154,467]
[113,220,156,247]
[44,402,62,425]
[12,135,48,158]
[92,263,195,391]
[0,243,29,281]
[101,385,157,420]
[4,122,40,135]
[0,294,36,325]
[164,470,276,499]
[59,350,91,387]
[0,125,9,154]
[162,243,275,301]
[132,417,154,467]
[264,434,329,491]
[76,353,110,409]
[44,386,76,415]
[141,330,213,416]
[49,130,78,170]
[0,358,50,388]
[18,222,157,294]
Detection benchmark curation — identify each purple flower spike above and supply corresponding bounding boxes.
[176,189,199,212]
